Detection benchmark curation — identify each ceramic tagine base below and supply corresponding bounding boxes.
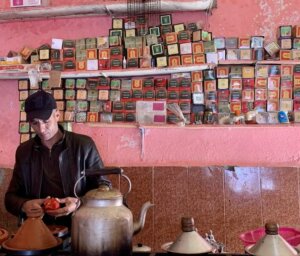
[2,217,62,255]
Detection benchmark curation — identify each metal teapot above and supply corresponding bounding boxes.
[71,168,154,256]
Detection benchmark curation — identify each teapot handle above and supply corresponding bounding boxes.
[120,173,132,207]
[85,167,123,176]
[73,167,132,202]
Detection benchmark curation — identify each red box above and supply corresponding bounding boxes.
[120,90,132,102]
[110,46,123,57]
[230,90,242,102]
[294,75,300,87]
[63,60,76,71]
[155,88,168,100]
[239,37,251,48]
[177,30,191,44]
[99,49,110,59]
[230,78,242,90]
[155,78,167,87]
[267,76,280,90]
[255,78,267,88]
[192,81,203,92]
[281,64,293,77]
[281,77,293,87]
[254,100,267,110]
[242,101,254,113]
[139,46,151,58]
[102,101,112,112]
[98,59,110,70]
[76,61,86,71]
[124,101,137,112]
[86,49,97,59]
[87,112,99,122]
[294,100,300,110]
[131,79,143,90]
[167,90,180,101]
[242,89,254,102]
[127,48,139,59]
[179,100,191,114]
[181,54,193,65]
[217,66,229,78]
[191,71,203,82]
[280,87,293,99]
[139,58,151,68]
[293,25,300,37]
[110,56,123,69]
[267,89,279,100]
[63,48,75,60]
[280,50,292,60]
[267,100,279,111]
[230,101,241,113]
[242,78,255,89]
[143,89,156,101]
[204,80,216,92]
[168,56,181,67]
[255,89,267,100]
[193,54,205,64]
[165,32,178,44]
[218,89,230,101]
[192,42,204,54]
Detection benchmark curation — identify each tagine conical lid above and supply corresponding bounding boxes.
[162,217,213,254]
[0,227,9,244]
[3,217,59,250]
[246,222,298,256]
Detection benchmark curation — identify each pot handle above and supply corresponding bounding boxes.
[73,167,132,203]
[85,167,123,176]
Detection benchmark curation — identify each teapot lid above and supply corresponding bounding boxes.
[161,217,213,254]
[246,222,298,256]
[85,184,122,200]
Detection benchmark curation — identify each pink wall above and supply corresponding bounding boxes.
[2,1,300,253]
[2,0,300,168]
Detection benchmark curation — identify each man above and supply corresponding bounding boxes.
[5,90,105,228]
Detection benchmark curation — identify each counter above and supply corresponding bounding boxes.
[0,250,247,256]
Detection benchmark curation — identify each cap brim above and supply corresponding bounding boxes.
[27,109,53,122]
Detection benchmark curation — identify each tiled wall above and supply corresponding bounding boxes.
[1,167,300,252]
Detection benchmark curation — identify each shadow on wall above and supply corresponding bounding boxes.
[0,169,18,233]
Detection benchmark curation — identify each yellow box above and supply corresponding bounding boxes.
[242,66,255,78]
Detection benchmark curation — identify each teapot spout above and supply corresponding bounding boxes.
[133,201,154,235]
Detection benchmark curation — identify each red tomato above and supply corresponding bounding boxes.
[43,197,60,211]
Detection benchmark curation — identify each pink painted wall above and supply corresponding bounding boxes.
[2,0,300,168]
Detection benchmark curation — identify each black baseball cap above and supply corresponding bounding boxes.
[25,90,57,121]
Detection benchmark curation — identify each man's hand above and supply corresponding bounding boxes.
[45,197,80,217]
[22,199,45,218]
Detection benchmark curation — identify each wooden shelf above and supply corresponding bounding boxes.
[2,59,300,80]
[0,64,215,80]
[218,59,300,65]
[218,60,256,65]
[0,1,216,22]
[258,60,300,65]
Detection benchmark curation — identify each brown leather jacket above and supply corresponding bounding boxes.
[5,126,104,219]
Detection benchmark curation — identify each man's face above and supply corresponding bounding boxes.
[29,110,60,141]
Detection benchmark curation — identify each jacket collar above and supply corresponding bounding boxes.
[33,124,66,150]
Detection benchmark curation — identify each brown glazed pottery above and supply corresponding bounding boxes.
[2,217,61,251]
[0,227,9,245]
